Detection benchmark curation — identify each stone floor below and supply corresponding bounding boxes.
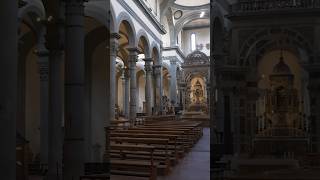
[111,128,210,180]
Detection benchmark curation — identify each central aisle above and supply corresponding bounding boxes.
[158,127,210,180]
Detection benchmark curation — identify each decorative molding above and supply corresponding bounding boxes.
[163,46,185,59]
[173,3,210,10]
[183,24,210,30]
[117,0,165,45]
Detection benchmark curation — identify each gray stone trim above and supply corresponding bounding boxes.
[117,0,165,45]
[173,3,210,10]
[183,24,210,31]
[163,46,186,59]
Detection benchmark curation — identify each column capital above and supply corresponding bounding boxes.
[121,67,129,79]
[143,58,153,63]
[144,59,153,72]
[170,58,178,65]
[110,32,121,40]
[153,65,162,75]
[34,48,50,57]
[127,47,140,54]
[127,47,139,64]
[110,44,119,57]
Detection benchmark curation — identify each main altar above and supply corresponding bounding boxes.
[178,50,210,125]
[253,54,309,158]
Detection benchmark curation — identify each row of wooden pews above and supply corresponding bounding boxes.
[109,118,203,180]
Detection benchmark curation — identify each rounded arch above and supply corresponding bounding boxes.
[151,43,161,65]
[239,28,314,67]
[162,61,171,73]
[136,30,151,58]
[18,1,45,20]
[185,71,209,84]
[116,12,136,46]
[174,11,210,41]
[84,2,110,29]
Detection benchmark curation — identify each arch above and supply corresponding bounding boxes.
[211,2,225,23]
[162,61,171,73]
[151,42,161,65]
[18,1,45,20]
[174,11,210,41]
[84,1,111,29]
[136,29,151,58]
[239,28,314,67]
[116,12,136,46]
[185,71,209,84]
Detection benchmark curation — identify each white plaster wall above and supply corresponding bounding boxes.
[117,77,124,112]
[137,72,146,113]
[182,27,210,56]
[163,76,170,97]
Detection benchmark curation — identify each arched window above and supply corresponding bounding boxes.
[191,33,196,51]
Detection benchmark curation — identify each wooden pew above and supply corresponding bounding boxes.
[110,137,171,175]
[110,144,157,180]
[117,129,195,150]
[110,133,182,158]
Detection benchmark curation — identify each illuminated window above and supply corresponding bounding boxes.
[191,33,196,51]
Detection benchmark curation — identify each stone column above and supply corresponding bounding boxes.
[0,1,17,179]
[127,47,139,125]
[153,65,163,114]
[44,2,64,179]
[36,41,50,166]
[48,50,64,180]
[109,33,120,121]
[122,68,129,118]
[170,59,178,105]
[64,1,85,179]
[144,58,153,116]
[308,72,320,152]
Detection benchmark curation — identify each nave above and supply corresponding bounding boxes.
[109,119,210,180]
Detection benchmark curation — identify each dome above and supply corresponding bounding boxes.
[184,50,209,65]
[272,56,292,75]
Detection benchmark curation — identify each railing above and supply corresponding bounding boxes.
[231,0,320,13]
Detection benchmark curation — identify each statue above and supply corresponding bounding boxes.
[193,80,204,103]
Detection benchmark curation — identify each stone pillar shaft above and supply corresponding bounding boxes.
[44,2,64,179]
[154,65,162,114]
[47,50,64,180]
[36,43,50,165]
[127,48,139,125]
[144,58,153,116]
[0,1,17,179]
[64,1,85,179]
[170,59,177,105]
[109,33,120,121]
[122,68,129,118]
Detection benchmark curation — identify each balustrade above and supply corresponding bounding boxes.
[231,0,320,13]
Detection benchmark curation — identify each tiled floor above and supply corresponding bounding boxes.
[111,128,210,180]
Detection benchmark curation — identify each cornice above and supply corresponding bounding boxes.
[163,46,186,60]
[173,3,210,11]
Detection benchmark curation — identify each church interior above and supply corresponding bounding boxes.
[1,0,320,180]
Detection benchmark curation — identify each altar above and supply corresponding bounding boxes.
[253,54,309,158]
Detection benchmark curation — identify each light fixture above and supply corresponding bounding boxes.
[200,12,205,18]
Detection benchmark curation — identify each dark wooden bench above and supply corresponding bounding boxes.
[110,144,157,180]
